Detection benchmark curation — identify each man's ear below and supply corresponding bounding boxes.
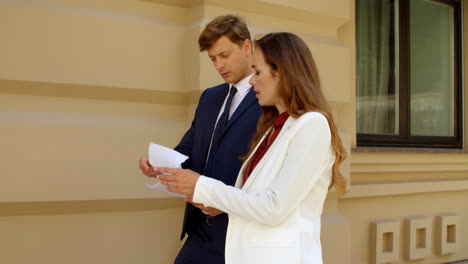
[243,39,252,56]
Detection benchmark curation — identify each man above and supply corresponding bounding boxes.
[138,15,261,264]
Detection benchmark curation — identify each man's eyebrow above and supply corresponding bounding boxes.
[209,50,230,57]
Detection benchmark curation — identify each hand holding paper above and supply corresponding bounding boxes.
[156,167,200,196]
[147,143,188,169]
[144,143,188,197]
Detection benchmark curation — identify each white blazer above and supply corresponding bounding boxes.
[193,112,334,264]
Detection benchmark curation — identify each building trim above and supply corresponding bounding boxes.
[343,179,468,199]
[0,198,185,216]
[0,79,202,104]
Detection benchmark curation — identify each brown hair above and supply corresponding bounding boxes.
[245,32,347,194]
[198,15,251,51]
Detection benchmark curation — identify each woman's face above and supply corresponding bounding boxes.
[249,49,285,113]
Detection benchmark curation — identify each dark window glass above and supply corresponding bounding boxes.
[356,0,461,148]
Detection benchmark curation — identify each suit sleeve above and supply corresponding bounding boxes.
[174,91,207,168]
[192,113,333,226]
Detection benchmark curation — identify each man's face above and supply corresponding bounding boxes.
[207,35,252,84]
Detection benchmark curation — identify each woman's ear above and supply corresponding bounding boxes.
[271,69,280,78]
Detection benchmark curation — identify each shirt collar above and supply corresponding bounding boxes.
[229,73,254,96]
[274,112,290,128]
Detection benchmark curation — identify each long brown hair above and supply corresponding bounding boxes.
[245,32,347,194]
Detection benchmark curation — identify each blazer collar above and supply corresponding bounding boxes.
[236,115,296,190]
[222,87,257,134]
[209,83,230,121]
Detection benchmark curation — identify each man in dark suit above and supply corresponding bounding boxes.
[138,15,261,264]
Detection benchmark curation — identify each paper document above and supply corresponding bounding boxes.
[145,143,188,197]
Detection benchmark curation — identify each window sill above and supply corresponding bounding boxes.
[342,179,468,199]
[352,147,468,154]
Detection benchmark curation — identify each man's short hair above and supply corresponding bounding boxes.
[198,15,251,51]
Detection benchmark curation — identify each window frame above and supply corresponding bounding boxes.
[357,0,462,149]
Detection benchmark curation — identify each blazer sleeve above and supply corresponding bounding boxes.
[192,113,333,226]
[174,90,207,168]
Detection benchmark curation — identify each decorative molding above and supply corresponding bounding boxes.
[141,0,202,8]
[353,147,468,154]
[208,0,350,29]
[353,163,468,173]
[350,151,468,184]
[404,217,432,260]
[352,151,468,165]
[436,215,461,255]
[0,79,202,105]
[0,0,187,28]
[343,180,468,199]
[371,220,400,264]
[0,198,185,216]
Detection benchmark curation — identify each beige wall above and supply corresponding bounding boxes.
[0,208,182,263]
[1,0,188,263]
[1,0,466,263]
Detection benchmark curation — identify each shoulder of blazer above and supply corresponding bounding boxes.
[195,83,229,115]
[285,112,330,135]
[298,111,327,123]
[287,111,326,124]
[200,83,229,100]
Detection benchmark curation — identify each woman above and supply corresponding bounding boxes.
[157,32,346,264]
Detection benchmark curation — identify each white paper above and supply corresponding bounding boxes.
[145,182,186,198]
[147,143,188,168]
[145,143,189,197]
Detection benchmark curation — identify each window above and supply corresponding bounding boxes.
[356,0,461,148]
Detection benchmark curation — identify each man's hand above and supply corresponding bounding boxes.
[157,167,200,196]
[138,156,160,177]
[184,196,224,217]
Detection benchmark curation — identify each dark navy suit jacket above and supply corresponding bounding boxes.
[174,83,261,262]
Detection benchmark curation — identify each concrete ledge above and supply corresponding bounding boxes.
[0,79,202,105]
[0,198,185,216]
[343,180,468,199]
[353,147,468,154]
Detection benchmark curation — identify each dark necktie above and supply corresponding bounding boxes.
[205,86,237,172]
[214,86,237,142]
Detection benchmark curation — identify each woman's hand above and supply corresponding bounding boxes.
[156,167,200,196]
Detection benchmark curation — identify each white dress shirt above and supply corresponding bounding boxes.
[217,73,254,120]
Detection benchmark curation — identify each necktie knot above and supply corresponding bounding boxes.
[229,86,237,97]
[226,86,237,108]
[211,86,238,145]
[224,86,237,121]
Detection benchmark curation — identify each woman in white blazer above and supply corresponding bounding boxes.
[158,32,347,264]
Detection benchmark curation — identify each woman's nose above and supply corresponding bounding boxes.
[249,77,255,86]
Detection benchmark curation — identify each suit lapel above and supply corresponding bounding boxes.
[234,128,271,189]
[201,84,229,152]
[242,116,296,190]
[223,87,257,135]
